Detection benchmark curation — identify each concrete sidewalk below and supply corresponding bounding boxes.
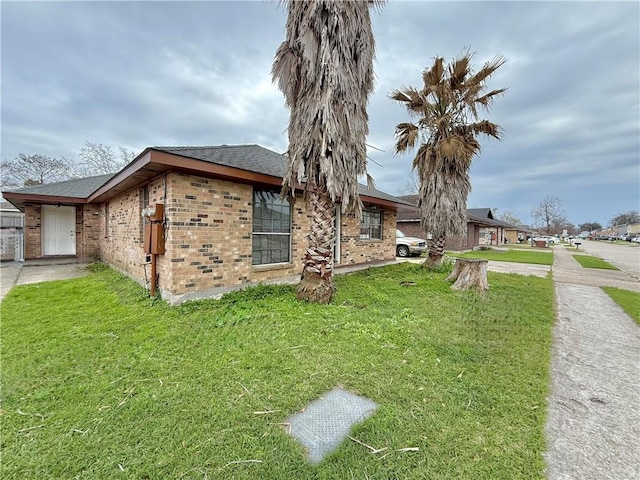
[545,246,640,479]
[0,261,23,302]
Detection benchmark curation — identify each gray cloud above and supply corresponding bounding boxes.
[2,0,638,227]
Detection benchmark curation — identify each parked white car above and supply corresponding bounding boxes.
[532,236,558,246]
[396,229,427,257]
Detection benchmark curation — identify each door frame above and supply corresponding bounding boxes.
[42,204,77,256]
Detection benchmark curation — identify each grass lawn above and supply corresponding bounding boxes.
[499,243,542,250]
[602,287,640,325]
[447,248,553,266]
[571,254,618,270]
[1,263,554,479]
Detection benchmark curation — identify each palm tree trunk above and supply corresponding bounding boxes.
[297,184,336,303]
[423,235,446,269]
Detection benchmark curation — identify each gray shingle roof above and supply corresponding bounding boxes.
[396,196,524,227]
[358,184,409,205]
[4,174,115,198]
[153,145,405,205]
[467,208,494,220]
[152,145,287,178]
[3,145,406,207]
[0,200,19,211]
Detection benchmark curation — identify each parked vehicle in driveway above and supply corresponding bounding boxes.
[532,236,559,246]
[396,229,427,257]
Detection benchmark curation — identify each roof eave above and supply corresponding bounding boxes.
[2,192,88,211]
[88,148,285,204]
[360,194,403,209]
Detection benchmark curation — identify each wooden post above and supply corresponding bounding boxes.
[446,258,489,291]
[150,253,157,297]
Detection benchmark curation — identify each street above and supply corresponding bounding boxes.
[575,239,640,279]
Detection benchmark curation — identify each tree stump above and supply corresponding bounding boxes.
[445,258,489,291]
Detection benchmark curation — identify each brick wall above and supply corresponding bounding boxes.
[23,204,41,259]
[99,185,148,282]
[398,220,477,251]
[162,173,255,296]
[98,172,399,303]
[339,206,396,265]
[78,205,101,262]
[397,221,424,239]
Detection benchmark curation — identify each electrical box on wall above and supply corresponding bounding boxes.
[143,203,165,255]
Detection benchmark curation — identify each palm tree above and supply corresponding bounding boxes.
[272,0,383,303]
[390,52,506,267]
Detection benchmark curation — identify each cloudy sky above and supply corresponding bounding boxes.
[2,0,638,227]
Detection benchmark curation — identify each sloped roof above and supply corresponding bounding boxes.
[3,145,408,210]
[395,196,527,229]
[153,145,406,206]
[395,194,419,222]
[1,200,20,211]
[152,145,287,178]
[358,184,411,205]
[3,174,116,210]
[4,174,115,198]
[467,208,494,220]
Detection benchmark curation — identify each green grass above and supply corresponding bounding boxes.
[447,248,553,266]
[571,254,619,270]
[1,263,555,479]
[500,243,537,249]
[602,287,640,325]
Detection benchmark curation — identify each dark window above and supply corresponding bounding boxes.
[252,190,291,265]
[104,202,110,237]
[360,208,382,240]
[140,185,149,241]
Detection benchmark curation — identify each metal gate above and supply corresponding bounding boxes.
[1,209,25,262]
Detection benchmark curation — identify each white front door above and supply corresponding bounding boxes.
[42,205,76,256]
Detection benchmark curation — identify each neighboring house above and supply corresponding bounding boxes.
[467,209,531,245]
[505,224,535,243]
[613,222,640,237]
[3,145,407,304]
[0,200,24,261]
[396,196,528,249]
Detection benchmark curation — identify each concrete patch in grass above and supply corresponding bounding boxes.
[285,387,377,464]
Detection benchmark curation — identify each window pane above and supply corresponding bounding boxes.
[360,208,383,240]
[252,189,291,265]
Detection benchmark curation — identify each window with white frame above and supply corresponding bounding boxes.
[360,207,382,240]
[252,189,291,265]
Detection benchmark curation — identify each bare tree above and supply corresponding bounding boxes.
[531,195,566,234]
[397,170,420,196]
[498,210,523,226]
[1,154,71,188]
[71,141,136,177]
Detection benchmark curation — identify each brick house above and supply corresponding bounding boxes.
[3,145,406,304]
[396,196,527,249]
